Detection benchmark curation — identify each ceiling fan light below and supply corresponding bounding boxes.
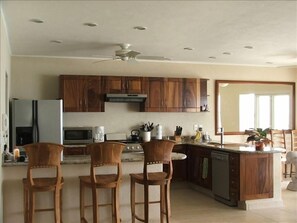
[121,56,129,61]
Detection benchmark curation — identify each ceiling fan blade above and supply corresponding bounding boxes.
[92,57,121,63]
[127,50,140,58]
[136,56,171,61]
[92,58,113,64]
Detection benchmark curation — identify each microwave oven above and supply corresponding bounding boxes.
[63,127,93,145]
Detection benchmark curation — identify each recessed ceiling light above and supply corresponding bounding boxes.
[209,56,216,59]
[244,46,253,49]
[184,47,194,51]
[223,52,231,55]
[29,18,44,23]
[83,22,98,27]
[266,62,273,64]
[134,26,147,30]
[50,40,63,44]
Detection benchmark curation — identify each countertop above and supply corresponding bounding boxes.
[3,141,284,167]
[186,141,286,154]
[2,152,186,167]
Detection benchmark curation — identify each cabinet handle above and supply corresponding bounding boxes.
[126,81,129,90]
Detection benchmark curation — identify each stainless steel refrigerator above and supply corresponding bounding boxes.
[10,99,63,150]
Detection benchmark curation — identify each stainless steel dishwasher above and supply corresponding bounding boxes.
[211,151,235,206]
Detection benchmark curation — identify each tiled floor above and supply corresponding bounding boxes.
[169,180,297,223]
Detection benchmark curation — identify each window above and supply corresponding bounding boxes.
[239,94,290,131]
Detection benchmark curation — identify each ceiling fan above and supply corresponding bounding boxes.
[94,43,170,62]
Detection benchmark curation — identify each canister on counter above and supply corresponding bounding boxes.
[94,126,104,142]
[156,124,162,140]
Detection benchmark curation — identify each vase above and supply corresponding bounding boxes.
[255,141,264,151]
[142,131,151,142]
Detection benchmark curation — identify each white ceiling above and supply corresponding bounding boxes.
[2,0,297,67]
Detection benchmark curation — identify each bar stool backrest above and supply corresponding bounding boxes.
[24,142,63,187]
[291,130,297,151]
[270,130,286,149]
[87,142,125,184]
[142,140,176,180]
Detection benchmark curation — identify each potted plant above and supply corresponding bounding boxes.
[245,128,271,150]
[140,122,154,142]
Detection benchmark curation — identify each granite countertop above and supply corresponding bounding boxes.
[186,141,286,154]
[2,152,187,166]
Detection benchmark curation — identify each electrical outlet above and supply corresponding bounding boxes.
[193,124,198,131]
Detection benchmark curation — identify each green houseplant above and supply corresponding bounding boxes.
[245,128,271,150]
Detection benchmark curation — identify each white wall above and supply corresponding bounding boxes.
[0,5,11,222]
[11,56,297,142]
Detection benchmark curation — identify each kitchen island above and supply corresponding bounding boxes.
[2,143,285,223]
[174,142,284,210]
[2,152,186,223]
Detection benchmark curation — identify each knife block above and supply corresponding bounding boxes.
[174,132,182,142]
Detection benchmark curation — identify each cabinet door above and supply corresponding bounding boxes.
[164,144,187,181]
[183,78,200,112]
[144,77,165,112]
[103,76,123,93]
[200,79,208,111]
[239,153,273,201]
[85,76,103,112]
[63,146,86,155]
[103,76,144,94]
[164,78,183,112]
[187,146,212,189]
[125,77,144,94]
[60,75,85,112]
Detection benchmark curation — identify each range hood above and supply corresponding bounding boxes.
[105,94,147,103]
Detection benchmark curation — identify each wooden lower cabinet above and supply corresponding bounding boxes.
[239,153,273,201]
[180,145,273,203]
[168,144,188,181]
[187,146,212,189]
[229,153,240,203]
[63,146,87,155]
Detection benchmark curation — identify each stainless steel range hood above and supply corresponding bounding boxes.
[105,94,147,103]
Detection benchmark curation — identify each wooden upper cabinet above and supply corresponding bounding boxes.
[200,79,208,111]
[164,78,183,112]
[183,78,200,112]
[86,76,104,112]
[144,77,205,112]
[60,75,104,112]
[144,77,165,112]
[103,76,144,94]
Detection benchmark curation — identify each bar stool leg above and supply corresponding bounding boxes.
[54,189,61,223]
[114,186,120,223]
[130,178,136,223]
[160,184,164,223]
[80,181,85,223]
[165,183,170,223]
[28,190,35,223]
[92,186,98,223]
[144,183,149,223]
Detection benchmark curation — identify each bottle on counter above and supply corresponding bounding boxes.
[156,124,162,140]
[194,125,203,142]
[94,126,104,142]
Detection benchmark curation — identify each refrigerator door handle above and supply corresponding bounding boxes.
[32,100,40,143]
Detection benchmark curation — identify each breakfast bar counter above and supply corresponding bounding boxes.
[2,152,186,223]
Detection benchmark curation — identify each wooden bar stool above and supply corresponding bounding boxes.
[270,129,288,177]
[22,142,64,223]
[79,142,125,223]
[289,129,297,177]
[130,140,175,223]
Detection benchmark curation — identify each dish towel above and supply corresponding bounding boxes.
[202,157,208,179]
